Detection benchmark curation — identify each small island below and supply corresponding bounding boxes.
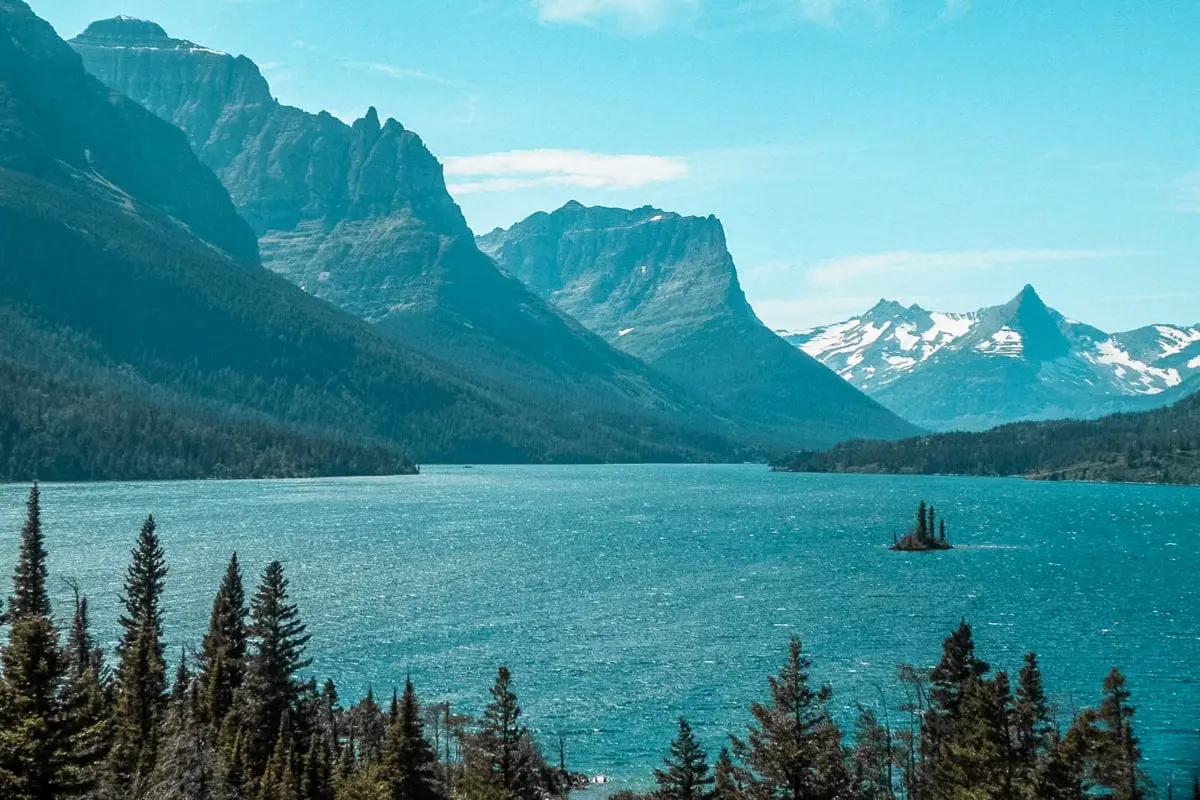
[892,500,953,551]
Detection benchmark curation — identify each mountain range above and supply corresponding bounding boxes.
[0,0,756,480]
[781,285,1200,431]
[478,203,919,448]
[71,18,916,452]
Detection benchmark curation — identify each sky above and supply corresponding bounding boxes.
[35,0,1200,332]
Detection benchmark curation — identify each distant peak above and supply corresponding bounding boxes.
[1007,284,1050,312]
[561,200,585,210]
[74,17,171,47]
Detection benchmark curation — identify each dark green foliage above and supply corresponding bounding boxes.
[6,484,49,622]
[1088,669,1147,800]
[466,666,542,800]
[143,673,235,800]
[199,553,248,728]
[712,747,745,800]
[892,501,952,552]
[1013,653,1053,796]
[382,678,441,800]
[849,708,893,800]
[108,516,170,795]
[653,718,713,800]
[777,389,1200,485]
[730,636,849,800]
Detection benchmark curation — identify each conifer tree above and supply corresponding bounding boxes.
[938,672,1014,799]
[850,708,893,800]
[1091,669,1145,800]
[224,561,311,783]
[469,666,540,800]
[354,689,387,766]
[108,516,170,796]
[922,619,989,793]
[654,718,713,800]
[712,747,745,800]
[730,636,849,800]
[915,501,928,541]
[383,677,441,800]
[143,667,234,800]
[1037,722,1090,800]
[259,715,301,800]
[6,483,49,622]
[300,731,335,800]
[199,553,247,728]
[0,487,99,799]
[1013,652,1053,796]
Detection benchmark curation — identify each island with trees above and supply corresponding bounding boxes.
[892,501,953,551]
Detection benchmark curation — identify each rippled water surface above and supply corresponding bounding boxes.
[2,466,1197,788]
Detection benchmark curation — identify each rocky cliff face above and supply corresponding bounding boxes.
[479,202,920,448]
[71,18,745,447]
[0,2,743,466]
[784,286,1199,431]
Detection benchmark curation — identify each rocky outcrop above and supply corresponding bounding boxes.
[479,202,920,448]
[0,1,740,466]
[70,18,746,453]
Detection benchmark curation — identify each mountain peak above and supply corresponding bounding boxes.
[74,17,175,47]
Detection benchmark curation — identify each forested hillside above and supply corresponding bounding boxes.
[0,0,742,481]
[777,390,1200,484]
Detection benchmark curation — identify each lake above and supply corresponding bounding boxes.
[1,466,1197,790]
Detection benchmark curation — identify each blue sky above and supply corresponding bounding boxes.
[37,0,1200,331]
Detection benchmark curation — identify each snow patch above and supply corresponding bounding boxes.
[893,324,919,352]
[1189,355,1200,369]
[617,328,635,337]
[1086,339,1182,394]
[1154,325,1200,357]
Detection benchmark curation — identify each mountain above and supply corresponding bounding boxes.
[782,285,1200,431]
[69,18,741,452]
[0,0,737,480]
[477,203,919,449]
[775,390,1200,486]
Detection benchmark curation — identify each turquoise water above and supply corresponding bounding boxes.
[1,466,1197,789]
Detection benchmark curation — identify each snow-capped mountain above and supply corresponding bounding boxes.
[780,285,1200,431]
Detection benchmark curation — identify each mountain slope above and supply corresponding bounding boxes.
[784,286,1198,431]
[776,390,1200,486]
[0,0,736,478]
[478,203,920,449]
[69,18,737,446]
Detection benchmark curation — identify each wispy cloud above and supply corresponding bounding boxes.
[807,248,1140,289]
[342,62,466,88]
[533,0,698,32]
[444,149,689,194]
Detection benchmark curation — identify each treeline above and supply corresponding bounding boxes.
[0,486,1177,799]
[0,358,416,482]
[776,391,1200,485]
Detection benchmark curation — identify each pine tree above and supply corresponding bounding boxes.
[712,747,745,800]
[0,488,98,799]
[1013,653,1053,797]
[108,516,170,796]
[300,731,335,800]
[143,670,235,800]
[915,501,928,541]
[1037,722,1090,800]
[850,708,893,800]
[6,484,49,622]
[354,689,387,766]
[224,561,311,783]
[259,715,300,800]
[654,718,713,800]
[730,636,849,800]
[921,620,989,794]
[469,666,540,800]
[938,672,1014,799]
[199,553,247,728]
[383,677,441,800]
[1091,669,1145,800]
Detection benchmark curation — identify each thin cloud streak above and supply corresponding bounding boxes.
[533,0,698,31]
[444,149,689,194]
[342,61,466,88]
[806,248,1143,289]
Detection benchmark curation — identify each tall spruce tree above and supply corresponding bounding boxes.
[383,677,441,800]
[1013,652,1054,797]
[1091,669,1145,800]
[712,747,745,800]
[0,485,98,799]
[199,553,248,727]
[143,669,234,800]
[654,718,713,800]
[730,637,849,800]
[470,666,540,800]
[225,561,311,784]
[921,620,989,794]
[108,516,170,796]
[6,484,49,622]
